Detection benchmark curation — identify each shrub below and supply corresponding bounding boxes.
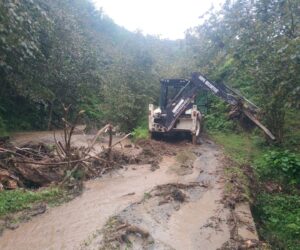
[204,100,235,132]
[256,150,300,185]
[205,113,235,132]
[132,126,149,140]
[254,193,300,249]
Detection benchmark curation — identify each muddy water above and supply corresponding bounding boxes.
[10,130,128,155]
[1,131,232,250]
[109,142,230,250]
[159,145,230,250]
[0,156,180,250]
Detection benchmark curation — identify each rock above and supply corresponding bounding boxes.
[171,189,186,202]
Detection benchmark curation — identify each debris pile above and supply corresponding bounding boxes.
[0,142,64,189]
[93,216,153,250]
[0,107,184,191]
[0,106,132,190]
[0,129,172,190]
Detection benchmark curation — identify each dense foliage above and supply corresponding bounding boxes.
[0,0,187,133]
[212,131,300,249]
[189,4,300,246]
[1,0,299,248]
[256,150,300,186]
[254,193,300,249]
[186,0,300,142]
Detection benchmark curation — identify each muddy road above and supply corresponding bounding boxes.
[0,131,258,250]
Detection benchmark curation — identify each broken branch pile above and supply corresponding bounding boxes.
[0,106,132,190]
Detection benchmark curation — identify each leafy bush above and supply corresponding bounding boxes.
[256,150,300,185]
[205,113,235,132]
[205,100,235,132]
[132,126,149,140]
[254,193,300,249]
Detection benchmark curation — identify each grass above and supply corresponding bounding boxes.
[132,126,149,140]
[211,131,255,203]
[210,131,264,164]
[0,187,65,217]
[223,165,251,202]
[210,130,300,249]
[143,192,152,201]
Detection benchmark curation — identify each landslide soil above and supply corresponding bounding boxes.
[0,131,246,250]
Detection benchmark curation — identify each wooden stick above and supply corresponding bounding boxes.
[108,124,113,162]
[86,124,110,153]
[89,154,123,171]
[58,141,67,155]
[243,110,276,140]
[60,162,80,185]
[66,111,84,153]
[14,157,92,166]
[14,147,46,158]
[0,148,27,158]
[53,131,65,159]
[111,133,132,148]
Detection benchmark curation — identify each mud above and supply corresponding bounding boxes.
[80,142,232,250]
[0,131,258,250]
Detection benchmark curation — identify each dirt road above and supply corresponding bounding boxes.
[0,132,257,250]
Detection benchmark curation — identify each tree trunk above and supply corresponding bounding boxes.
[47,101,54,131]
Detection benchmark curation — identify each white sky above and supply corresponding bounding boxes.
[92,0,224,40]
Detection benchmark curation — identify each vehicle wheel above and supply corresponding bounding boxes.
[150,131,154,139]
[150,131,160,140]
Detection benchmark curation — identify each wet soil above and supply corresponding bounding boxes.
[0,131,258,250]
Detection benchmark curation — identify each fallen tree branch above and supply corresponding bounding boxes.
[86,124,110,154]
[14,147,48,159]
[89,154,124,170]
[111,133,131,148]
[14,157,93,166]
[53,131,65,160]
[60,162,80,185]
[0,148,28,158]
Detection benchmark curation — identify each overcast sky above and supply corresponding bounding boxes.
[92,0,223,40]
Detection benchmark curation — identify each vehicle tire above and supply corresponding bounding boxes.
[150,131,155,139]
[150,131,160,140]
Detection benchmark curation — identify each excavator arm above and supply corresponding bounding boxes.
[158,72,275,140]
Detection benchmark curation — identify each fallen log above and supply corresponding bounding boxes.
[12,162,62,187]
[243,110,275,140]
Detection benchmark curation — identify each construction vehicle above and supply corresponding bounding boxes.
[148,72,275,144]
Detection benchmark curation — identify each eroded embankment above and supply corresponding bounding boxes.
[0,132,258,250]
